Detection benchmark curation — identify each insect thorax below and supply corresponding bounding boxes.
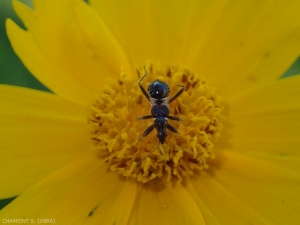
[150,97,169,106]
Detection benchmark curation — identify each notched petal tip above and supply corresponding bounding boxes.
[5,18,24,43]
[11,0,35,30]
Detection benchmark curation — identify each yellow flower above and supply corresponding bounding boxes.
[1,0,300,224]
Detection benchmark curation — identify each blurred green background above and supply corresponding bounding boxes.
[0,0,300,210]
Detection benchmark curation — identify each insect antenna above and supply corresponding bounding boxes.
[165,140,194,156]
[135,141,168,166]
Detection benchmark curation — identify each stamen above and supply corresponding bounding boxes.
[88,63,223,183]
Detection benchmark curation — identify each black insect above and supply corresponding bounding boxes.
[137,68,185,144]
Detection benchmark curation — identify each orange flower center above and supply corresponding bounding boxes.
[89,63,223,183]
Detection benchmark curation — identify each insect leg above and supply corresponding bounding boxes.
[137,115,153,120]
[137,124,155,144]
[138,66,150,101]
[166,123,180,135]
[169,84,185,103]
[167,115,182,122]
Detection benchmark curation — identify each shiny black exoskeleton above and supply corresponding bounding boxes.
[137,68,185,144]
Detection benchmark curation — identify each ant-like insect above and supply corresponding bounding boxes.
[137,67,185,145]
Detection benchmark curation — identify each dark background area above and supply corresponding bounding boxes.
[0,0,300,210]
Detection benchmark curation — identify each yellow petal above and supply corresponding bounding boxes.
[72,0,132,75]
[6,18,90,107]
[0,154,137,225]
[226,75,300,174]
[91,0,300,95]
[90,0,194,66]
[188,151,300,224]
[0,85,91,198]
[7,0,130,106]
[128,181,206,225]
[184,1,300,95]
[89,0,151,65]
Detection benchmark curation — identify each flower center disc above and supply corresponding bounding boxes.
[89,64,223,183]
